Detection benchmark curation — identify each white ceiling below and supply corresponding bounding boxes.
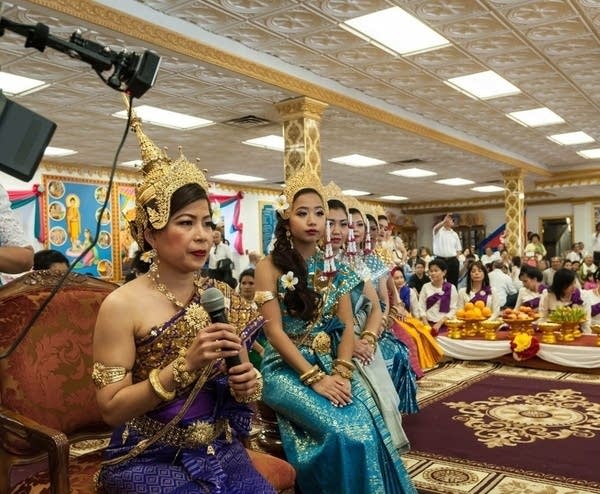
[1,0,599,211]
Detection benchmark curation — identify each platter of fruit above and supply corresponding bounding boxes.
[456,301,492,321]
[501,306,540,322]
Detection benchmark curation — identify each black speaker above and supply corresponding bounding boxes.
[0,91,56,182]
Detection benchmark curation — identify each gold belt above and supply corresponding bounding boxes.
[128,416,232,449]
[289,330,331,355]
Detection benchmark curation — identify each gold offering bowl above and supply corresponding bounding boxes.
[560,321,582,342]
[502,318,533,337]
[459,317,486,337]
[537,322,561,344]
[479,319,502,340]
[590,324,600,346]
[446,319,465,339]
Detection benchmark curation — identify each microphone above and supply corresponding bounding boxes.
[200,287,241,369]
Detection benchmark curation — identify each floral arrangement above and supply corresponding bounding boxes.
[548,306,587,323]
[509,332,540,361]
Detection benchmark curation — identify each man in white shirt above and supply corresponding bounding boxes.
[542,256,562,286]
[432,213,462,287]
[208,229,235,279]
[593,222,600,266]
[488,260,518,309]
[480,247,500,269]
[0,184,34,277]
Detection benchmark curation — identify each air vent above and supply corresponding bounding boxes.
[222,115,273,128]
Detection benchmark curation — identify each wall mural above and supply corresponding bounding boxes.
[44,175,118,281]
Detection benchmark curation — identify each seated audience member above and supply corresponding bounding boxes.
[408,259,430,294]
[584,270,600,326]
[566,242,584,263]
[543,256,562,286]
[515,265,547,310]
[403,247,420,278]
[583,271,598,291]
[524,233,547,261]
[33,249,69,274]
[418,246,432,269]
[540,268,591,333]
[0,184,34,276]
[480,247,499,267]
[418,258,458,335]
[580,254,598,280]
[488,260,518,309]
[457,260,499,320]
[238,268,266,369]
[457,253,476,290]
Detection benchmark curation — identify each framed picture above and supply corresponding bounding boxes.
[258,200,278,255]
[43,175,117,281]
[116,184,137,280]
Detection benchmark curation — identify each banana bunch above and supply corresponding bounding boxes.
[548,306,587,323]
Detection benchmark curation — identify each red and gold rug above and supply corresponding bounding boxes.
[404,361,600,493]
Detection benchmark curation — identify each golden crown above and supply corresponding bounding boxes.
[373,204,387,219]
[127,103,209,247]
[278,165,328,219]
[361,202,378,224]
[323,181,347,208]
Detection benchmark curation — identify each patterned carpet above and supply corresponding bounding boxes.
[404,361,600,494]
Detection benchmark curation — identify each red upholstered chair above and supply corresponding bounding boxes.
[0,270,295,493]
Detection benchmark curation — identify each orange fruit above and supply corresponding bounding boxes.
[473,307,482,317]
[474,300,485,309]
[456,309,466,319]
[482,307,492,317]
[464,302,475,311]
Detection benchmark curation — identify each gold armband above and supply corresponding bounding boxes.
[148,368,176,401]
[304,370,326,386]
[231,369,263,403]
[172,351,198,389]
[254,290,276,307]
[91,362,128,389]
[299,364,320,384]
[360,330,379,347]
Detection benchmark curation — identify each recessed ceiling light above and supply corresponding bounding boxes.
[577,148,600,159]
[43,146,77,157]
[329,154,386,167]
[342,189,371,197]
[120,160,143,168]
[380,195,408,201]
[506,108,565,127]
[242,135,284,152]
[211,173,265,183]
[435,178,475,186]
[471,185,504,193]
[547,131,595,146]
[0,71,46,95]
[389,168,437,178]
[444,70,520,100]
[341,7,450,56]
[112,105,214,130]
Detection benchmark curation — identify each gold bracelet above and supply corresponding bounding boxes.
[360,331,378,347]
[254,290,276,307]
[304,371,326,386]
[332,366,353,380]
[333,358,356,371]
[91,362,128,389]
[299,364,319,383]
[231,370,263,403]
[172,352,198,389]
[148,368,176,401]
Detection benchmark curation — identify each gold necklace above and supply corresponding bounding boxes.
[148,259,201,308]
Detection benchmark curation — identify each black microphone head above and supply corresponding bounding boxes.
[200,287,225,314]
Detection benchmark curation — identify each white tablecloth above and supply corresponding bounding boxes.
[437,336,600,369]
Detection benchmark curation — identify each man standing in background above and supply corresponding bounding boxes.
[208,229,235,281]
[432,213,462,287]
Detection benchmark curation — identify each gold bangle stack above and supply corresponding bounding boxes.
[172,351,198,389]
[299,365,325,386]
[231,370,263,403]
[149,368,176,401]
[360,330,379,348]
[332,358,355,380]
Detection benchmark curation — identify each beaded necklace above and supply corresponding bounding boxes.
[148,259,202,308]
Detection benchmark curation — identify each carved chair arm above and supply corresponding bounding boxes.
[0,406,70,494]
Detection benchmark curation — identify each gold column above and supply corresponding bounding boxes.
[275,96,328,180]
[502,170,525,257]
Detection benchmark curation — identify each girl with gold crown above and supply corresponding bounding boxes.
[92,113,279,493]
[254,166,416,494]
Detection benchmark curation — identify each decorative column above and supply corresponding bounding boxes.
[502,170,525,257]
[275,96,328,180]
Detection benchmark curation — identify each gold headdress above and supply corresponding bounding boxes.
[127,104,209,248]
[323,181,347,208]
[373,204,388,219]
[276,165,328,219]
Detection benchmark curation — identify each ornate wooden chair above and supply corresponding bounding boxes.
[0,270,295,493]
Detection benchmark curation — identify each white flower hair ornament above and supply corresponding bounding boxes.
[274,194,290,216]
[280,271,299,291]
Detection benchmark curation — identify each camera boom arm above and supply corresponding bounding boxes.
[0,17,160,98]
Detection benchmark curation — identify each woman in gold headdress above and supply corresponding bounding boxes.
[92,111,278,493]
[254,166,417,494]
